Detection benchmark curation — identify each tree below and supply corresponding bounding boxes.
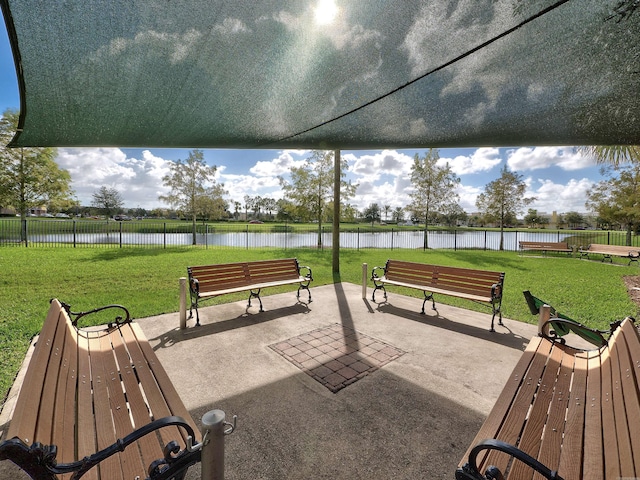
[382,205,391,222]
[564,211,584,229]
[91,186,124,218]
[579,146,640,166]
[363,203,381,227]
[408,149,460,248]
[0,109,73,242]
[392,207,405,223]
[524,208,540,228]
[159,149,224,245]
[279,150,356,247]
[233,201,242,220]
[476,165,535,250]
[586,165,640,245]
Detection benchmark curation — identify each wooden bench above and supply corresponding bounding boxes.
[0,299,203,479]
[188,258,312,326]
[456,313,640,480]
[518,241,573,256]
[370,260,505,331]
[578,243,640,265]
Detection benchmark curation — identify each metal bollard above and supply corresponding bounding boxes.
[362,263,368,299]
[180,277,187,329]
[201,409,237,480]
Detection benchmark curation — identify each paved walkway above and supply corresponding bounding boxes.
[135,282,539,479]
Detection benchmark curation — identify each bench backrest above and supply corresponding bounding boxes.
[189,258,301,293]
[519,241,569,249]
[384,260,504,298]
[7,299,199,478]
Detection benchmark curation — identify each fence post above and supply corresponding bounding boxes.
[484,230,487,251]
[200,410,237,480]
[608,231,610,245]
[206,224,209,249]
[23,219,28,247]
[391,228,394,250]
[454,229,457,251]
[357,228,360,251]
[164,223,167,249]
[246,225,249,250]
[514,230,518,252]
[119,221,123,248]
[179,277,187,329]
[73,220,77,248]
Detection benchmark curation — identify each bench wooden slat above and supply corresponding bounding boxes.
[7,304,65,444]
[76,330,99,480]
[109,326,165,471]
[52,319,78,467]
[88,331,124,480]
[582,349,604,480]
[557,353,587,479]
[619,320,640,473]
[534,348,576,476]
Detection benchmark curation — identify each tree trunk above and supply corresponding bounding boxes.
[626,223,632,246]
[192,214,197,245]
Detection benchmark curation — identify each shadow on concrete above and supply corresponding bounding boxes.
[373,301,529,351]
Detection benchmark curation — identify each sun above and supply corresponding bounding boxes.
[314,0,338,25]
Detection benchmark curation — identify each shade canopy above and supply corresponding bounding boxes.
[1,0,639,149]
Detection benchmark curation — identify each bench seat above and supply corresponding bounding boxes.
[0,299,202,479]
[456,315,640,480]
[578,243,640,265]
[188,258,312,326]
[371,260,505,331]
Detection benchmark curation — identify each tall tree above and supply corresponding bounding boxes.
[408,149,460,248]
[159,149,223,245]
[363,203,381,227]
[586,165,640,246]
[91,186,124,218]
[392,206,405,223]
[279,150,356,247]
[476,165,535,250]
[0,109,73,242]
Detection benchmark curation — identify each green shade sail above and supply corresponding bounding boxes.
[2,0,639,148]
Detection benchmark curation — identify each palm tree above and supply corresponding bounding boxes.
[580,146,640,166]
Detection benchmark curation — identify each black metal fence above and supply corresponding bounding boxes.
[0,218,637,251]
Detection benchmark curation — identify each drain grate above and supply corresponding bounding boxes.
[269,324,405,393]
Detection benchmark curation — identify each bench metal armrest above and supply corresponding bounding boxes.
[60,301,131,328]
[490,282,502,300]
[2,416,202,480]
[456,439,563,480]
[298,264,313,281]
[370,265,385,281]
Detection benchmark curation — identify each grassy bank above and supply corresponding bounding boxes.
[1,247,638,401]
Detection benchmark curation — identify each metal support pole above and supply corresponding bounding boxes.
[362,263,367,299]
[201,410,237,480]
[179,277,187,329]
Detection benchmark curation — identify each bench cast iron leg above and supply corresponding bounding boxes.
[420,291,435,314]
[248,289,264,312]
[371,283,386,302]
[297,284,312,303]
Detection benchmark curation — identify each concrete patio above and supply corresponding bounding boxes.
[135,281,538,480]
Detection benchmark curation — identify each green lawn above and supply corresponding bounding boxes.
[1,247,638,402]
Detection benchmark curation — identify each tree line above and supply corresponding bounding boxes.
[2,107,639,247]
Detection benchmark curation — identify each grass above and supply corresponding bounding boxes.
[1,246,638,403]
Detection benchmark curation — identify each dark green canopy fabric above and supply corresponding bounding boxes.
[1,0,639,148]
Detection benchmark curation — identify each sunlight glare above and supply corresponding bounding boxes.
[314,0,338,25]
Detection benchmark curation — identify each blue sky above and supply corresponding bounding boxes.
[0,17,604,214]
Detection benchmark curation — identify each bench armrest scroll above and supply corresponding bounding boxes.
[457,439,563,480]
[490,282,502,301]
[298,264,313,281]
[47,416,199,479]
[370,265,385,281]
[60,301,131,328]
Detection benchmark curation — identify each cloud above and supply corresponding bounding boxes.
[439,147,501,175]
[348,149,413,183]
[527,177,594,213]
[249,150,307,177]
[56,148,173,209]
[506,147,594,172]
